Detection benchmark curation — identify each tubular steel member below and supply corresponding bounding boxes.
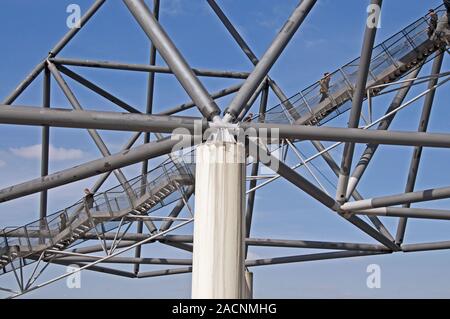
[123,0,221,121]
[0,105,205,134]
[345,65,423,200]
[336,0,383,203]
[39,67,51,220]
[245,82,269,249]
[223,0,317,121]
[206,0,302,119]
[395,50,445,244]
[50,58,250,79]
[340,185,450,211]
[240,122,450,148]
[0,136,194,203]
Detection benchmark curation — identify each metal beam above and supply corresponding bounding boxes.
[357,207,450,220]
[140,0,160,195]
[56,64,140,114]
[340,185,450,211]
[240,122,450,148]
[206,0,301,119]
[137,267,192,278]
[0,136,191,203]
[223,0,317,120]
[2,0,106,105]
[246,250,388,267]
[71,241,136,254]
[346,66,423,199]
[50,58,250,79]
[402,241,450,252]
[123,0,221,120]
[39,67,50,219]
[336,0,383,203]
[245,83,269,246]
[56,256,192,265]
[0,105,205,134]
[395,50,445,244]
[343,213,398,251]
[246,238,389,252]
[9,106,450,149]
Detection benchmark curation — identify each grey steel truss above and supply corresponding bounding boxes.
[0,0,449,298]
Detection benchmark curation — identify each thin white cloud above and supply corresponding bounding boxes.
[10,144,84,161]
[305,38,325,49]
[161,0,183,16]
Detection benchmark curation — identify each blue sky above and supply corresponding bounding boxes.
[1,0,450,298]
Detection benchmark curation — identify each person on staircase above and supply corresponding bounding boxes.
[243,112,254,123]
[59,213,67,232]
[84,188,95,211]
[319,72,331,103]
[427,9,438,38]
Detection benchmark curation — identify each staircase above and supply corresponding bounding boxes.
[0,159,194,274]
[258,5,449,126]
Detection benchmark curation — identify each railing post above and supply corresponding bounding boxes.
[104,193,113,216]
[299,92,314,116]
[23,227,32,253]
[381,43,400,68]
[402,29,418,52]
[339,68,355,97]
[43,218,53,247]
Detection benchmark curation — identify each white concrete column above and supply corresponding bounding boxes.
[191,136,246,299]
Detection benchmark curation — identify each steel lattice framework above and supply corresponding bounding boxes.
[0,0,450,298]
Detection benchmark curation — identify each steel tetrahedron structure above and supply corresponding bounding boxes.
[0,0,450,298]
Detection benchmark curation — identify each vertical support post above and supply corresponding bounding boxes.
[243,271,253,299]
[141,0,160,177]
[135,0,160,276]
[40,67,51,220]
[345,65,423,199]
[395,50,445,244]
[245,82,269,256]
[192,134,246,299]
[336,0,382,203]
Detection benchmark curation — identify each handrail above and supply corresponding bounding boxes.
[0,158,195,261]
[257,4,447,125]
